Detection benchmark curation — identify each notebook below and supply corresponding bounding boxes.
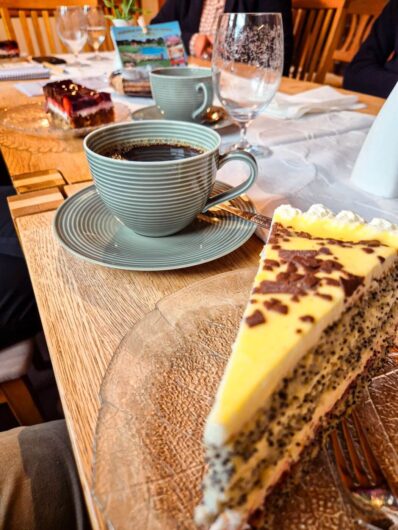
[0,61,50,81]
[111,21,187,70]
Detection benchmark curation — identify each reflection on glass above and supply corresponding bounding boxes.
[212,13,284,156]
[84,6,108,61]
[56,6,88,67]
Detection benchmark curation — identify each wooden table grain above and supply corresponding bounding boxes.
[16,212,261,528]
[4,77,385,529]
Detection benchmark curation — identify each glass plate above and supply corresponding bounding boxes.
[0,101,131,139]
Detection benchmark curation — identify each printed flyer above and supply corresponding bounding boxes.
[111,21,187,70]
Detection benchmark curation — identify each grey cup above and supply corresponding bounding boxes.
[84,120,257,237]
[150,67,213,122]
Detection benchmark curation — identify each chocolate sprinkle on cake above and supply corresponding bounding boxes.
[246,310,266,327]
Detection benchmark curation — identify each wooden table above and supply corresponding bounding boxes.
[2,77,385,529]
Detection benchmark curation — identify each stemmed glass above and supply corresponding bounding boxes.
[212,13,284,156]
[55,6,88,67]
[84,6,108,61]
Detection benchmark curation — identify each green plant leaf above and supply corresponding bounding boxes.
[126,0,134,15]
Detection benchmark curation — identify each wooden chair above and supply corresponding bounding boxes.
[333,0,387,65]
[290,0,346,83]
[0,0,112,56]
[326,0,386,86]
[0,338,43,426]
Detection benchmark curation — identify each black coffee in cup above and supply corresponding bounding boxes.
[105,141,205,162]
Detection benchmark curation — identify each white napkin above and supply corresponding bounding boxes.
[264,86,362,120]
[247,110,374,148]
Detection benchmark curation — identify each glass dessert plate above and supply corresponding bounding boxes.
[0,101,131,139]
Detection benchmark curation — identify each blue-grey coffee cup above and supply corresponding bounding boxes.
[84,120,257,237]
[150,67,213,122]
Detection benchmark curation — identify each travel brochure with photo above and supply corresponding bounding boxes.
[111,21,187,79]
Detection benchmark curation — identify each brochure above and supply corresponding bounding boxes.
[111,21,187,72]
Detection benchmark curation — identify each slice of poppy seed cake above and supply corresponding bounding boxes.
[195,204,398,530]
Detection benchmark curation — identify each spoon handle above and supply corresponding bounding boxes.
[215,203,272,230]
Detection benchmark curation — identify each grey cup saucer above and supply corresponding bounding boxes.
[53,183,257,271]
[131,105,236,131]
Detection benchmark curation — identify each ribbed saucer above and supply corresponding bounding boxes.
[53,183,257,271]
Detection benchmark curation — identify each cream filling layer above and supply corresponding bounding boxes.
[46,99,113,120]
[46,100,68,120]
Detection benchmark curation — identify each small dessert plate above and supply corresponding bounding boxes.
[53,182,257,271]
[0,101,131,139]
[131,105,236,131]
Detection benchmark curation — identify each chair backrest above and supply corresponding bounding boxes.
[0,0,112,56]
[291,0,346,83]
[333,0,387,64]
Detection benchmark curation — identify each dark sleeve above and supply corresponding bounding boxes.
[151,0,193,52]
[343,0,398,98]
[151,0,178,24]
[0,150,11,186]
[0,186,41,348]
[279,0,293,77]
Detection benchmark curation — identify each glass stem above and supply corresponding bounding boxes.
[237,121,250,150]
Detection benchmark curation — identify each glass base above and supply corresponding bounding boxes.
[86,54,110,61]
[222,142,272,158]
[67,59,90,67]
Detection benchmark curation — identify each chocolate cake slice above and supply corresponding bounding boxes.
[195,204,398,530]
[43,79,114,129]
[0,40,19,59]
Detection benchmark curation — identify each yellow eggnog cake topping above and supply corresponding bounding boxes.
[274,204,398,248]
[205,205,398,446]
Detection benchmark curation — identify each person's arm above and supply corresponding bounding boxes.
[343,0,398,98]
[150,0,178,24]
[151,0,193,54]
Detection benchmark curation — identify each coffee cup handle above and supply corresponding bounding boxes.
[202,150,258,212]
[192,82,212,121]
